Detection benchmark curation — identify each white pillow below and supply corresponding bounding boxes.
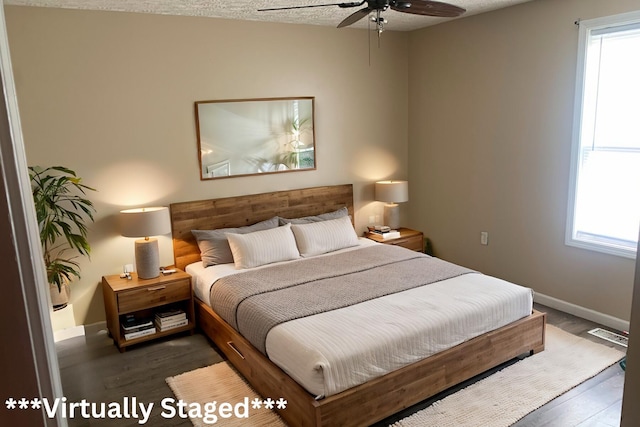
[226,223,300,269]
[291,215,359,257]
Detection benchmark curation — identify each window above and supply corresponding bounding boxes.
[567,11,640,259]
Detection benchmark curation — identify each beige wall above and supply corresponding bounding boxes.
[5,6,409,325]
[407,0,639,321]
[6,1,639,326]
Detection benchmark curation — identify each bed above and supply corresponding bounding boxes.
[170,184,546,427]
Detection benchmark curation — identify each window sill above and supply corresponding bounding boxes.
[565,238,637,259]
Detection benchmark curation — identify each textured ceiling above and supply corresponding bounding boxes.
[5,0,533,31]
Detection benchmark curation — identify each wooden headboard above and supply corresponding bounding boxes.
[170,184,354,270]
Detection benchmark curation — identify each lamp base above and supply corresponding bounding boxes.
[383,203,400,230]
[135,238,160,279]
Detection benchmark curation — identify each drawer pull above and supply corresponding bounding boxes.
[147,285,167,291]
[227,341,245,360]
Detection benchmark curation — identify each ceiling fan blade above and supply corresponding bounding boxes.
[337,7,372,28]
[390,0,465,18]
[258,1,364,12]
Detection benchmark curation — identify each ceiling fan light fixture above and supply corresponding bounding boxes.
[259,0,465,28]
[370,10,387,33]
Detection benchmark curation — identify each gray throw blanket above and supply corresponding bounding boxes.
[210,244,474,354]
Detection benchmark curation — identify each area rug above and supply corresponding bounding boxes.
[166,363,286,427]
[391,325,624,427]
[166,325,624,427]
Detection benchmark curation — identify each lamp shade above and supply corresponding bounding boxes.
[375,181,409,203]
[120,207,171,238]
[119,207,171,279]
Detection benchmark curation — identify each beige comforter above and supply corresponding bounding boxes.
[210,245,473,354]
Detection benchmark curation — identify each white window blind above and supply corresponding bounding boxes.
[567,12,640,258]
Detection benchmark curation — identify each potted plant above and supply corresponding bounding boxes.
[29,166,96,310]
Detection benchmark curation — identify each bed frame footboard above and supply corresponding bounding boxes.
[195,298,546,427]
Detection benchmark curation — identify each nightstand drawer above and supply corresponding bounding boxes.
[387,235,423,251]
[118,279,191,312]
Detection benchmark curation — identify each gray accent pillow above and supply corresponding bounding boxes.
[278,207,349,225]
[192,216,279,267]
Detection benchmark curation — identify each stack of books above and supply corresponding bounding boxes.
[155,308,188,332]
[121,316,156,340]
[367,225,401,239]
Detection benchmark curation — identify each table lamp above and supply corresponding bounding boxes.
[120,206,171,279]
[375,180,409,230]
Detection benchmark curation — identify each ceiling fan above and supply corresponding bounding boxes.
[258,1,466,32]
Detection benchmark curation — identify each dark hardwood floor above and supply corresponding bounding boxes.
[56,303,626,426]
[56,331,222,426]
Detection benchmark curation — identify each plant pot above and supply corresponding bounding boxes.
[49,280,70,311]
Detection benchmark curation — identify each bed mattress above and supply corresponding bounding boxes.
[187,239,533,398]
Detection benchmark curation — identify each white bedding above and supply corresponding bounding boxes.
[187,239,533,398]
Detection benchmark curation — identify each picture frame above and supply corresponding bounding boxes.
[195,97,316,180]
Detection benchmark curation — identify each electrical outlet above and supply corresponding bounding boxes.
[480,232,489,246]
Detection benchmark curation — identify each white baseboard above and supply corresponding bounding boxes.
[53,321,108,343]
[534,292,629,333]
[53,325,85,342]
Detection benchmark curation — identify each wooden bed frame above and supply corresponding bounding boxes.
[170,184,546,427]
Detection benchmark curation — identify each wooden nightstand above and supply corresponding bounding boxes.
[365,227,424,252]
[102,269,195,352]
